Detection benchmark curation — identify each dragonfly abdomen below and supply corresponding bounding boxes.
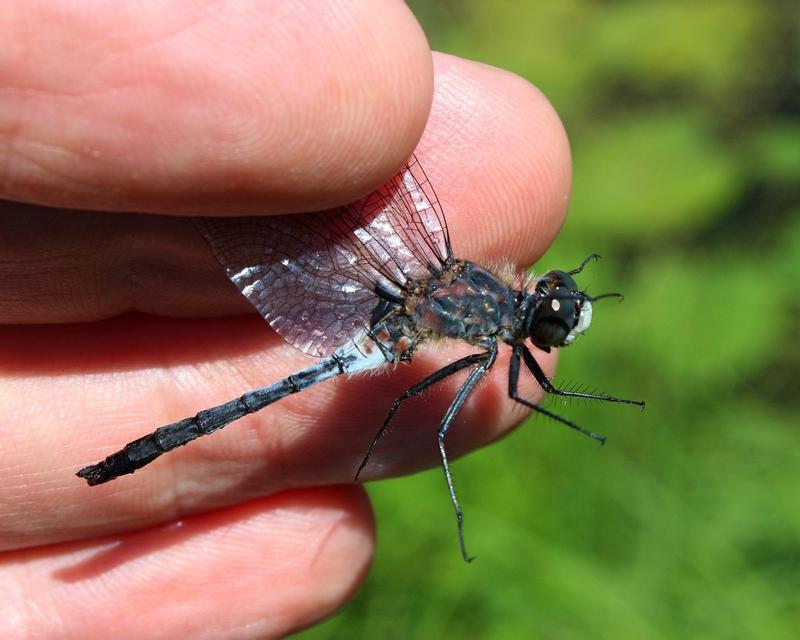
[76,352,362,485]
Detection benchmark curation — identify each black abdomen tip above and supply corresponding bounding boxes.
[76,463,108,486]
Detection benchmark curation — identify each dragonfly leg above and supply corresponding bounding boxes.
[436,343,498,563]
[567,253,601,275]
[355,351,490,482]
[521,344,645,407]
[508,345,606,443]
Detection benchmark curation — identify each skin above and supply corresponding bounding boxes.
[0,2,572,638]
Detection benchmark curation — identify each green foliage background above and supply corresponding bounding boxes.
[300,2,799,638]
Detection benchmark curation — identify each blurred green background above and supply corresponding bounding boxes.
[299,2,799,638]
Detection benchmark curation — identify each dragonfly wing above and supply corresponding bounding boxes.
[195,155,452,358]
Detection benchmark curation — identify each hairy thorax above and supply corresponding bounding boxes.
[407,261,517,346]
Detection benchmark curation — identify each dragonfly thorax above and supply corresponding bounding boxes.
[409,261,517,345]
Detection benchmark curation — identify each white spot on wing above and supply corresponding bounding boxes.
[231,265,260,284]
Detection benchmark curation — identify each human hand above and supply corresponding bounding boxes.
[0,2,572,637]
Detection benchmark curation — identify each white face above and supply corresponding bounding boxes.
[563,300,593,345]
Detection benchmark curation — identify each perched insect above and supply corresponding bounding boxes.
[78,156,644,561]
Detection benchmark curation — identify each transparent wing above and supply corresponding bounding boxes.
[195,155,452,357]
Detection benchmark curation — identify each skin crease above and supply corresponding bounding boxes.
[0,2,573,638]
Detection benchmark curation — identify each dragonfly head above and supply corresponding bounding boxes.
[524,270,593,351]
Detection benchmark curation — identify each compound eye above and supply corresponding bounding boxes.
[554,271,578,291]
[528,291,582,349]
[549,294,579,325]
[536,270,580,297]
[531,318,569,347]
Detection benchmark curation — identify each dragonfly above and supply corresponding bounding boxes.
[77,155,644,561]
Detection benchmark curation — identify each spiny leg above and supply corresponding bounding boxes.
[509,346,606,443]
[355,351,490,482]
[521,344,645,407]
[437,343,498,563]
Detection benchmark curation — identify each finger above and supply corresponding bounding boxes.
[0,486,374,638]
[0,54,570,324]
[0,0,433,214]
[0,54,572,545]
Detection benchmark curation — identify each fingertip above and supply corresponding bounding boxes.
[2,486,375,639]
[417,53,573,267]
[292,485,376,630]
